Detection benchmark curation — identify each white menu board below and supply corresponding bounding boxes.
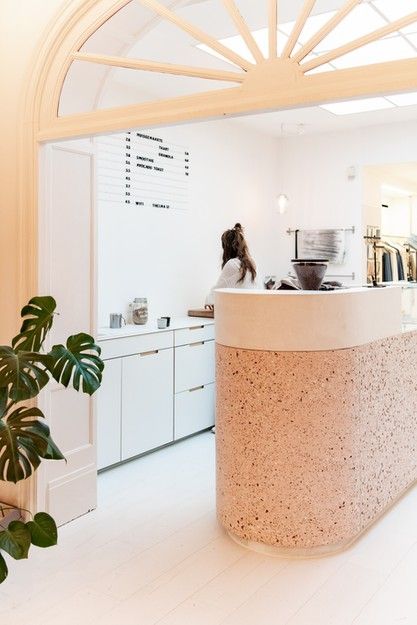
[97,131,190,211]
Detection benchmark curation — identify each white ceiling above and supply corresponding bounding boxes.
[226,102,417,137]
[61,0,417,135]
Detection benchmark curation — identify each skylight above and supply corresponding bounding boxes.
[195,1,417,116]
[320,89,417,116]
[373,0,417,34]
[386,91,417,107]
[278,11,337,45]
[321,97,394,116]
[197,28,301,66]
[197,2,417,70]
[331,36,416,69]
[314,3,386,53]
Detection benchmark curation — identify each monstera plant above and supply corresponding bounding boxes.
[0,296,104,583]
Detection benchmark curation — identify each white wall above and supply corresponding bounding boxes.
[274,120,417,284]
[97,112,417,325]
[381,197,412,238]
[97,120,281,326]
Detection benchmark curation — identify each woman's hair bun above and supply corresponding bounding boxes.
[234,223,243,231]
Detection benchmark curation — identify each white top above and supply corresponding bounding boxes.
[206,258,257,306]
[214,286,403,351]
[97,316,214,341]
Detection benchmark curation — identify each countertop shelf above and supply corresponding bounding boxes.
[97,316,214,342]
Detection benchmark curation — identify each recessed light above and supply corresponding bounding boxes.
[385,91,417,106]
[320,97,394,115]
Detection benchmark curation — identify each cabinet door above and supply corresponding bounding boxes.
[175,383,215,440]
[96,358,122,470]
[122,348,174,460]
[175,340,215,393]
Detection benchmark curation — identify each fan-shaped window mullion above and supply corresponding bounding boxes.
[38,0,417,141]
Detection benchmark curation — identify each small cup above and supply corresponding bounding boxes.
[161,316,171,327]
[110,313,125,329]
[157,318,168,329]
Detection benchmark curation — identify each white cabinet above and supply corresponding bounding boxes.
[175,341,215,393]
[174,324,215,346]
[121,348,174,460]
[174,338,215,439]
[175,383,215,440]
[96,321,215,470]
[100,331,173,360]
[96,358,122,470]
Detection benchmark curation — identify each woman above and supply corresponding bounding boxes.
[206,223,257,307]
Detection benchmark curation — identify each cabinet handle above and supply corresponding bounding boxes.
[139,349,159,357]
[189,385,205,392]
[189,341,204,347]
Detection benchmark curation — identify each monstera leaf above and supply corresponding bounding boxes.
[0,406,64,483]
[0,388,7,416]
[0,553,7,583]
[12,296,56,352]
[26,513,57,548]
[0,521,31,560]
[0,347,50,402]
[48,333,104,396]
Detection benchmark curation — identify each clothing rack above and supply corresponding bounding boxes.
[286,226,356,235]
[379,240,400,254]
[375,244,405,282]
[366,236,411,285]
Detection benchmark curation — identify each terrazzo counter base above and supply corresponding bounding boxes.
[215,287,416,556]
[216,333,417,555]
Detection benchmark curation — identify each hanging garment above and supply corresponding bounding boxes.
[410,253,417,282]
[376,247,384,283]
[389,249,399,282]
[396,250,405,280]
[382,252,393,282]
[367,258,376,284]
[387,242,407,281]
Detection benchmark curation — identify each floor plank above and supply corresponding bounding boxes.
[1,433,417,625]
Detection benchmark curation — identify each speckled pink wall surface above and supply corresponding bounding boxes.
[216,332,417,554]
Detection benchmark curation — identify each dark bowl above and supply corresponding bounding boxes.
[292,259,328,290]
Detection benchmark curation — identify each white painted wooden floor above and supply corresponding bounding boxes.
[2,432,417,624]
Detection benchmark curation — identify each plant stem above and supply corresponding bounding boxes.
[0,502,33,518]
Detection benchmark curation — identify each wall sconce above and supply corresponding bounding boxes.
[277,194,289,214]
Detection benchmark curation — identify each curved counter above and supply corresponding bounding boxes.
[215,287,417,556]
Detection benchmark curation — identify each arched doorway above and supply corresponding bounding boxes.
[17,0,417,522]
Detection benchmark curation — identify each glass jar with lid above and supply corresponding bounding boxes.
[132,298,148,325]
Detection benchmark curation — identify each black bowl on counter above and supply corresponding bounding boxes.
[291,258,329,290]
